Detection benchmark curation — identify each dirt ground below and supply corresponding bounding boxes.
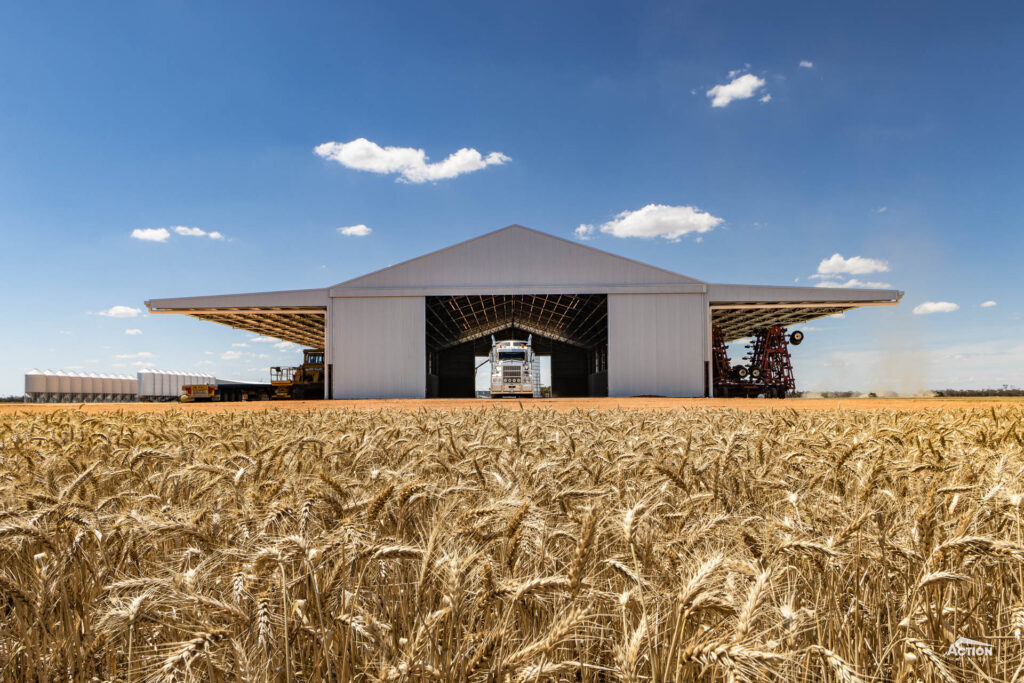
[3,396,1023,415]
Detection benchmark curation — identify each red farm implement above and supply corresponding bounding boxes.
[712,325,804,398]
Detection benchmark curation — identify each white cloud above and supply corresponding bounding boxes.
[231,343,249,347]
[706,73,766,108]
[131,228,170,243]
[196,360,214,366]
[799,60,814,68]
[980,300,997,308]
[595,204,723,241]
[815,278,892,289]
[173,226,225,240]
[98,305,142,318]
[759,94,772,103]
[130,361,154,368]
[314,138,510,184]
[815,253,890,276]
[574,224,595,241]
[125,329,142,335]
[250,336,278,343]
[116,351,155,359]
[338,224,372,237]
[877,206,887,213]
[913,301,959,315]
[221,350,243,360]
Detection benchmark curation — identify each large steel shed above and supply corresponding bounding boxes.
[146,225,902,399]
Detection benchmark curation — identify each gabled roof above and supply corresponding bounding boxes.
[144,224,902,347]
[331,225,704,293]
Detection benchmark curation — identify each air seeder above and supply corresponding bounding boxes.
[712,325,804,398]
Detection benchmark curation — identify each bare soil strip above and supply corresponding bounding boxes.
[3,395,1022,414]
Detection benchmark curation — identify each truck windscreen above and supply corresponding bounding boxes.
[499,351,526,361]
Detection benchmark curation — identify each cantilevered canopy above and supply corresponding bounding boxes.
[426,294,607,350]
[707,284,903,341]
[145,289,327,348]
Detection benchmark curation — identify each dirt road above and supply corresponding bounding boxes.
[3,396,1022,415]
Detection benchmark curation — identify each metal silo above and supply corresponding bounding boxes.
[86,372,101,401]
[25,370,45,402]
[138,370,155,399]
[68,372,85,402]
[55,370,70,402]
[43,369,59,401]
[101,374,115,401]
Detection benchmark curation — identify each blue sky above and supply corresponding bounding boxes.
[2,1,1022,395]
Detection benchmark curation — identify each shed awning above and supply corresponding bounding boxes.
[146,289,328,349]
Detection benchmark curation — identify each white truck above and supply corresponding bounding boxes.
[489,336,541,398]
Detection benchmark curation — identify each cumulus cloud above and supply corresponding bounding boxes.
[221,350,243,360]
[815,253,890,276]
[594,204,723,241]
[132,226,224,242]
[314,138,510,183]
[913,301,959,315]
[706,73,766,107]
[131,228,170,242]
[98,305,142,318]
[338,224,372,237]
[250,336,278,343]
[173,226,224,240]
[759,94,772,103]
[981,300,997,308]
[124,329,142,335]
[799,60,814,68]
[815,278,892,289]
[116,351,155,359]
[877,206,887,213]
[231,343,249,347]
[574,224,595,241]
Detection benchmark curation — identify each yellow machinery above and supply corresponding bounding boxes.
[270,349,325,400]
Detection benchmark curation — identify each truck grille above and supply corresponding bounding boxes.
[502,366,521,380]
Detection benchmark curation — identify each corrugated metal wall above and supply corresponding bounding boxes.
[330,297,426,398]
[607,293,707,397]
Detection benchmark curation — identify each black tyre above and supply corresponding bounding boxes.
[750,368,762,379]
[789,330,804,345]
[736,366,749,379]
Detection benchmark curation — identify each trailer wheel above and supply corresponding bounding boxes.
[736,366,749,379]
[750,368,762,379]
[789,330,804,345]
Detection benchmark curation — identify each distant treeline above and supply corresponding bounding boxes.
[933,388,1024,397]
[795,389,1024,398]
[0,396,27,403]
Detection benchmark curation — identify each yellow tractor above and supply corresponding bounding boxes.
[270,349,325,399]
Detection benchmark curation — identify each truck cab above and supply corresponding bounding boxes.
[489,337,541,398]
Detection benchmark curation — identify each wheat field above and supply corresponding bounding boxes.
[0,407,1021,681]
